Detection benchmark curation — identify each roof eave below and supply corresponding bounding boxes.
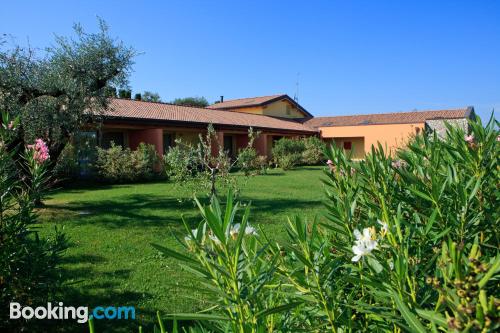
[99,115,318,134]
[209,94,314,118]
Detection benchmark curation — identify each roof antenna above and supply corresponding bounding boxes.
[293,72,300,102]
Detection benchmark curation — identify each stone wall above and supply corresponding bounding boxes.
[425,118,469,139]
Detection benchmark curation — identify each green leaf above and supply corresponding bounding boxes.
[157,311,166,333]
[409,188,433,202]
[255,302,302,319]
[388,288,427,333]
[162,313,229,321]
[151,243,197,264]
[415,309,447,328]
[88,317,95,333]
[478,255,500,288]
[424,209,439,235]
[367,256,383,274]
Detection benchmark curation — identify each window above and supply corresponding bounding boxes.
[343,141,352,150]
[223,135,234,157]
[286,105,291,115]
[101,132,124,149]
[415,127,421,134]
[163,133,174,152]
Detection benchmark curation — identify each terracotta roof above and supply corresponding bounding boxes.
[207,94,313,118]
[103,98,317,133]
[207,94,285,109]
[305,108,473,128]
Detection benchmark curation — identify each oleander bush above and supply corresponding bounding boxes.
[301,136,326,165]
[154,116,499,332]
[0,113,67,332]
[95,142,161,182]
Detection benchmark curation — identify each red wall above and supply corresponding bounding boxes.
[128,128,163,156]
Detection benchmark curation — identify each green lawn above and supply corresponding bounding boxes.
[37,166,327,331]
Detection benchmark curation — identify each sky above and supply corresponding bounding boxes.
[1,0,498,121]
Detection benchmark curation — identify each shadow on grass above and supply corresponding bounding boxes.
[50,253,197,333]
[44,193,323,231]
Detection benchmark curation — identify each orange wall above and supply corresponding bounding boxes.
[319,123,424,155]
[330,137,365,159]
[226,100,306,119]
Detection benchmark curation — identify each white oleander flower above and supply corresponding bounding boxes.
[377,219,388,235]
[185,228,200,242]
[228,223,258,239]
[352,227,378,262]
[353,227,374,242]
[208,234,221,245]
[352,239,378,262]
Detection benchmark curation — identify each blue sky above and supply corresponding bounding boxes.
[1,0,498,121]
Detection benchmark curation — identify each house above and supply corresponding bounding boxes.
[92,94,474,159]
[305,107,474,158]
[96,95,316,158]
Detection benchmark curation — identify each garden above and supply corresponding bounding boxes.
[1,21,499,333]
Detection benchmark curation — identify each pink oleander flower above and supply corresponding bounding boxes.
[496,135,500,142]
[464,134,474,143]
[391,159,406,169]
[326,159,333,165]
[28,138,50,163]
[7,121,14,130]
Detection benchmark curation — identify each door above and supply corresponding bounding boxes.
[223,135,234,158]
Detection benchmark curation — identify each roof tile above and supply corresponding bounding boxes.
[206,94,285,109]
[103,98,316,133]
[305,108,472,128]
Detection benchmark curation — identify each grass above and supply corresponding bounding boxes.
[37,166,327,331]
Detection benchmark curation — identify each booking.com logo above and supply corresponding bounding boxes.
[10,302,135,323]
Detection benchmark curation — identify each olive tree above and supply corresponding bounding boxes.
[0,19,135,172]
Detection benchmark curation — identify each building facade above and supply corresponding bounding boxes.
[94,94,474,159]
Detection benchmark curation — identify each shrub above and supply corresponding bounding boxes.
[153,192,297,332]
[236,147,258,175]
[156,116,499,332]
[0,114,67,332]
[54,143,80,179]
[163,140,199,183]
[271,137,305,170]
[54,132,98,180]
[301,136,326,165]
[312,115,500,331]
[94,142,160,183]
[165,126,262,198]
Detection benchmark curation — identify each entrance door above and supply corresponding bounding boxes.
[223,135,234,158]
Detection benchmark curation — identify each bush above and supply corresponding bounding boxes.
[54,143,80,179]
[0,114,67,332]
[163,141,199,183]
[94,142,160,183]
[301,136,326,165]
[54,132,98,180]
[271,137,305,170]
[156,116,499,332]
[237,147,258,175]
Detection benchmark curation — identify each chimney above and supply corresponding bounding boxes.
[220,96,224,103]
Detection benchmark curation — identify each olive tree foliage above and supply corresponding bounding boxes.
[164,125,260,198]
[142,91,162,102]
[0,19,135,170]
[171,96,209,107]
